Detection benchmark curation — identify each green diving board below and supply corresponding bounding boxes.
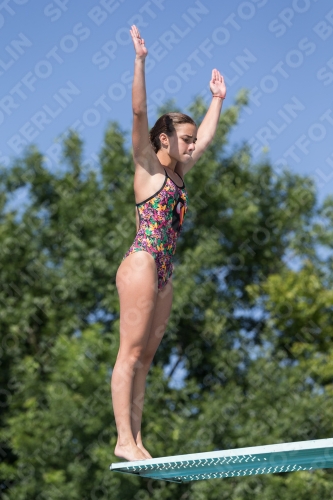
[110,438,333,483]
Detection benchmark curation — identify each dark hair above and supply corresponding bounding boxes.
[149,113,196,153]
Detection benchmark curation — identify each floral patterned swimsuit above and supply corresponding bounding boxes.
[122,168,188,290]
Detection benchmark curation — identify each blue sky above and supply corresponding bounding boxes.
[1,0,333,201]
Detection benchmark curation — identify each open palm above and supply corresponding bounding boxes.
[210,69,226,99]
[130,25,148,59]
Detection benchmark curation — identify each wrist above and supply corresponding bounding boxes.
[135,55,146,62]
[212,95,225,99]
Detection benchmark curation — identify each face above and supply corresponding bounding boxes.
[160,123,197,163]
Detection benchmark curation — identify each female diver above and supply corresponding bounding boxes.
[111,25,226,462]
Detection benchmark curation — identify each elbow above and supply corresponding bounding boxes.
[132,105,147,116]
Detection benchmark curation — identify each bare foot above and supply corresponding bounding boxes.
[114,442,148,462]
[137,443,153,459]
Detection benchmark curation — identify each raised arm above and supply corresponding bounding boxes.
[181,69,227,175]
[130,25,155,170]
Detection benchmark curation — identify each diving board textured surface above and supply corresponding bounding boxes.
[110,439,333,483]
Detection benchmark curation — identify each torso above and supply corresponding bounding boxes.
[133,163,184,232]
[123,164,188,290]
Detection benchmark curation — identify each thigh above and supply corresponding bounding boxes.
[141,277,173,364]
[116,251,158,356]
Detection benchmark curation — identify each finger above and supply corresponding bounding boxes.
[130,31,138,42]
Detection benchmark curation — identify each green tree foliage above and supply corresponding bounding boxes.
[1,96,333,499]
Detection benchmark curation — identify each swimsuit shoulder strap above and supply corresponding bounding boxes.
[175,170,184,183]
[164,168,185,188]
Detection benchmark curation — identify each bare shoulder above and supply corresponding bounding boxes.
[133,148,161,178]
[133,155,166,205]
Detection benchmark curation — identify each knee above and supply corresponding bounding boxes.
[117,348,146,371]
[138,351,154,372]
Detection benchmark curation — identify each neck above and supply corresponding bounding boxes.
[156,150,177,171]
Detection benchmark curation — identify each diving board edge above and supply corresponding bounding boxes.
[111,438,333,472]
[110,438,333,483]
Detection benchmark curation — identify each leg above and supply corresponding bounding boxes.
[131,277,173,458]
[111,251,158,461]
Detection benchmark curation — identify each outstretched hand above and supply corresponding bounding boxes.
[130,25,148,59]
[210,69,226,99]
